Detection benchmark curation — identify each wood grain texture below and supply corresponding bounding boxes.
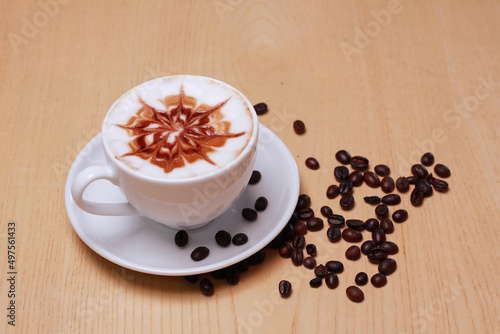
[1,0,499,333]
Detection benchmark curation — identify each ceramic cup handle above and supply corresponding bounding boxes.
[71,166,138,216]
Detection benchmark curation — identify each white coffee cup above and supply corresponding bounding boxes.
[71,75,259,229]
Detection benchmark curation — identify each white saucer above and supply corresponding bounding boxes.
[65,124,299,276]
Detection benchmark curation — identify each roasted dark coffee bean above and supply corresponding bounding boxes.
[326,260,344,273]
[416,179,433,198]
[378,258,397,275]
[342,228,363,242]
[303,256,317,269]
[291,248,304,266]
[411,164,428,178]
[380,217,394,234]
[298,208,314,221]
[310,277,323,288]
[211,269,225,280]
[279,280,292,298]
[434,164,451,178]
[350,156,369,171]
[248,250,266,265]
[175,230,189,247]
[364,218,380,232]
[268,232,284,248]
[361,240,377,255]
[320,205,333,218]
[232,261,248,276]
[249,170,261,184]
[327,227,342,242]
[242,208,258,221]
[279,223,295,241]
[293,120,306,134]
[375,204,389,218]
[327,214,345,228]
[392,209,408,223]
[334,166,350,181]
[224,266,240,285]
[292,235,305,249]
[407,176,419,184]
[349,171,364,186]
[279,244,293,258]
[307,217,324,231]
[296,194,311,210]
[293,221,308,235]
[215,230,231,247]
[199,278,214,296]
[305,157,320,170]
[191,246,209,261]
[371,273,387,288]
[355,272,368,286]
[339,181,354,195]
[306,244,317,257]
[335,150,351,164]
[185,274,200,284]
[346,286,364,302]
[380,241,399,255]
[382,194,401,205]
[253,102,268,115]
[326,185,340,199]
[367,247,388,263]
[254,196,268,211]
[410,188,424,206]
[314,264,328,277]
[288,212,299,225]
[374,164,391,176]
[364,171,381,188]
[430,177,449,192]
[345,245,361,260]
[325,272,339,289]
[340,195,355,210]
[381,177,395,193]
[421,152,435,166]
[396,177,410,192]
[364,196,381,205]
[346,219,365,231]
[232,233,248,246]
[372,228,386,244]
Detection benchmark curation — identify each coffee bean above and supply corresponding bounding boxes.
[326,185,340,199]
[346,219,365,231]
[298,208,314,221]
[374,164,391,176]
[306,244,317,257]
[346,286,364,302]
[320,205,333,218]
[327,214,345,228]
[199,278,214,296]
[361,240,377,255]
[253,102,268,115]
[371,273,387,288]
[367,247,388,263]
[334,166,349,182]
[174,230,189,247]
[325,272,339,289]
[327,226,342,242]
[380,217,394,234]
[349,171,364,186]
[326,260,344,273]
[288,212,299,225]
[293,221,308,235]
[339,181,354,195]
[224,266,240,285]
[421,152,435,166]
[303,256,317,269]
[364,218,380,232]
[296,194,311,210]
[381,177,395,193]
[249,170,261,184]
[291,248,304,266]
[410,188,424,206]
[380,241,399,255]
[434,164,451,178]
[305,157,320,170]
[280,222,294,241]
[307,217,324,231]
[310,277,323,288]
[292,235,305,249]
[382,194,401,205]
[364,171,381,188]
[335,150,351,164]
[378,258,397,275]
[416,179,433,197]
[350,156,369,171]
[242,208,258,221]
[254,196,268,211]
[185,275,200,284]
[407,176,419,184]
[314,264,328,277]
[211,269,225,280]
[411,164,428,179]
[355,272,368,286]
[375,204,389,218]
[191,246,209,261]
[247,253,263,267]
[364,196,381,205]
[279,244,293,258]
[293,120,306,134]
[392,209,408,223]
[215,230,231,247]
[279,280,292,298]
[342,228,363,242]
[429,176,449,192]
[372,228,386,244]
[340,195,355,210]
[396,177,410,192]
[232,233,248,246]
[345,245,361,260]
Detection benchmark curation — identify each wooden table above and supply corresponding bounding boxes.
[1,0,499,333]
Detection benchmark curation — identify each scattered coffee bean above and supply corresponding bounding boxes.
[381,177,395,193]
[327,214,345,228]
[339,181,354,195]
[306,244,317,257]
[232,233,248,246]
[361,240,377,255]
[249,170,261,184]
[364,218,380,232]
[410,188,424,206]
[346,219,365,231]
[288,212,299,225]
[298,208,315,220]
[280,223,294,242]
[279,280,292,298]
[242,208,258,221]
[434,164,451,178]
[185,275,200,284]
[335,150,351,164]
[416,179,433,198]
[342,228,363,243]
[310,277,323,288]
[254,196,268,211]
[296,194,311,210]
[291,248,304,266]
[367,247,388,263]
[325,272,339,289]
[382,194,401,205]
[191,246,209,261]
[421,152,435,166]
[326,260,344,273]
[411,164,428,179]
[326,185,340,199]
[224,266,240,285]
[248,250,266,265]
[371,273,387,288]
[334,166,350,181]
[307,217,324,231]
[215,230,231,247]
[293,120,306,134]
[199,278,214,296]
[293,221,307,235]
[320,205,333,218]
[314,264,328,277]
[374,164,391,177]
[378,258,397,275]
[253,102,268,115]
[380,217,394,234]
[407,176,419,184]
[380,241,399,255]
[292,235,305,249]
[211,269,225,280]
[375,204,389,218]
[349,171,364,186]
[305,157,320,170]
[327,226,342,242]
[355,272,368,286]
[346,286,364,302]
[279,244,293,258]
[372,228,386,244]
[364,171,381,188]
[364,196,381,205]
[175,230,189,247]
[340,195,355,210]
[236,260,251,273]
[392,209,408,223]
[396,177,410,192]
[303,256,317,269]
[345,245,361,260]
[350,156,369,171]
[429,176,449,192]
